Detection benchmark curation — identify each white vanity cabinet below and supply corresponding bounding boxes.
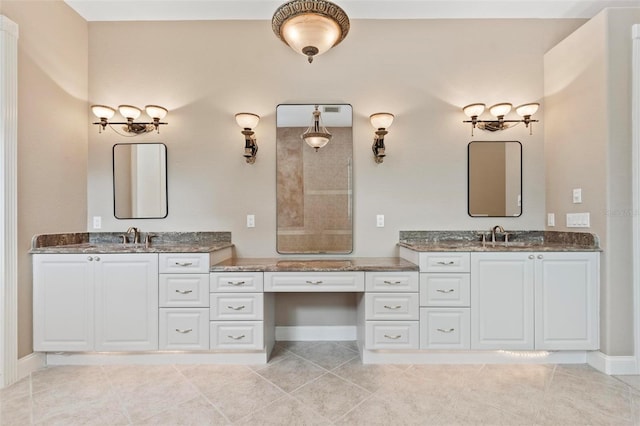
[470,251,600,351]
[159,253,211,351]
[33,253,159,352]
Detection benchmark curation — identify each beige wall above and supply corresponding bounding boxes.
[2,1,88,357]
[544,8,640,356]
[86,19,584,329]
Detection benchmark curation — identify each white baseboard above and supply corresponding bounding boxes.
[17,352,45,379]
[587,351,638,375]
[275,326,357,341]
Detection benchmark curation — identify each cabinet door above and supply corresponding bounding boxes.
[33,254,95,351]
[95,254,159,351]
[535,252,599,350]
[471,252,534,350]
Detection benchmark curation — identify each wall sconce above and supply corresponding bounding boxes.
[91,104,168,136]
[462,102,539,136]
[370,112,394,164]
[235,113,260,164]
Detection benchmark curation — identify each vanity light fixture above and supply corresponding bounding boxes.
[370,112,394,164]
[462,102,539,136]
[91,104,168,136]
[235,113,260,164]
[302,105,332,151]
[272,0,350,64]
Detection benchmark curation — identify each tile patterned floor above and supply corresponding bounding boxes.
[1,341,639,425]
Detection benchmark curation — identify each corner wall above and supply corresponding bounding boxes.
[544,8,640,356]
[2,0,88,358]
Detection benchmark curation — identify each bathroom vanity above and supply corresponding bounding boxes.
[30,230,600,365]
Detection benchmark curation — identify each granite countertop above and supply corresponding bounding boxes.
[398,230,601,252]
[210,257,419,272]
[29,232,233,254]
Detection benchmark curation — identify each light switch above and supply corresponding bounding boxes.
[566,212,590,228]
[246,214,255,228]
[376,214,384,227]
[547,213,555,227]
[573,188,582,204]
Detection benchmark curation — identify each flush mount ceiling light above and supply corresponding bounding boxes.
[272,0,350,64]
[235,112,260,164]
[302,105,332,151]
[91,104,168,136]
[462,102,539,136]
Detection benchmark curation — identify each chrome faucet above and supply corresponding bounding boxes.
[491,225,505,243]
[126,227,140,244]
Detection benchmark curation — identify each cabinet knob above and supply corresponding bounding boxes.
[94,256,100,262]
[537,255,543,259]
[87,256,93,261]
[528,255,535,260]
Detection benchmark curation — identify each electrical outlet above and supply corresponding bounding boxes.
[246,214,255,228]
[376,214,384,227]
[573,188,582,204]
[92,216,102,229]
[547,213,555,227]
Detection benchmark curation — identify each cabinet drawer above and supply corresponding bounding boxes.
[264,272,364,292]
[420,252,470,273]
[159,253,210,274]
[365,321,419,349]
[159,308,209,350]
[210,321,263,350]
[365,293,419,320]
[210,293,264,321]
[420,273,470,307]
[210,272,264,292]
[159,274,209,308]
[365,271,419,292]
[420,308,470,350]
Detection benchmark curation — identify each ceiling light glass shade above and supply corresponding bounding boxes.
[235,113,260,129]
[272,0,350,63]
[91,105,116,119]
[302,105,332,150]
[145,105,168,120]
[489,103,513,118]
[462,103,486,118]
[515,102,540,117]
[370,113,394,129]
[118,105,142,120]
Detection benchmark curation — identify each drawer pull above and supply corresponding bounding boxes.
[383,305,402,310]
[306,281,323,285]
[437,328,455,333]
[384,334,402,340]
[436,261,455,265]
[227,334,246,340]
[227,281,246,286]
[175,262,193,267]
[175,289,193,294]
[383,280,402,285]
[227,305,246,311]
[436,289,455,294]
[175,328,193,334]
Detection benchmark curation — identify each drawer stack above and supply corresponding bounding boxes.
[210,272,264,350]
[364,271,420,349]
[419,252,471,349]
[159,253,211,350]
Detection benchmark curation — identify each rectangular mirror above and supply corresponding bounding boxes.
[276,104,353,254]
[468,141,522,217]
[113,143,168,219]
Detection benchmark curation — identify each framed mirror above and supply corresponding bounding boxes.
[276,104,353,254]
[468,141,522,217]
[113,143,168,219]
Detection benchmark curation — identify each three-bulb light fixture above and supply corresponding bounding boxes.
[272,0,350,64]
[462,102,539,136]
[235,113,260,164]
[370,113,394,164]
[91,104,168,136]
